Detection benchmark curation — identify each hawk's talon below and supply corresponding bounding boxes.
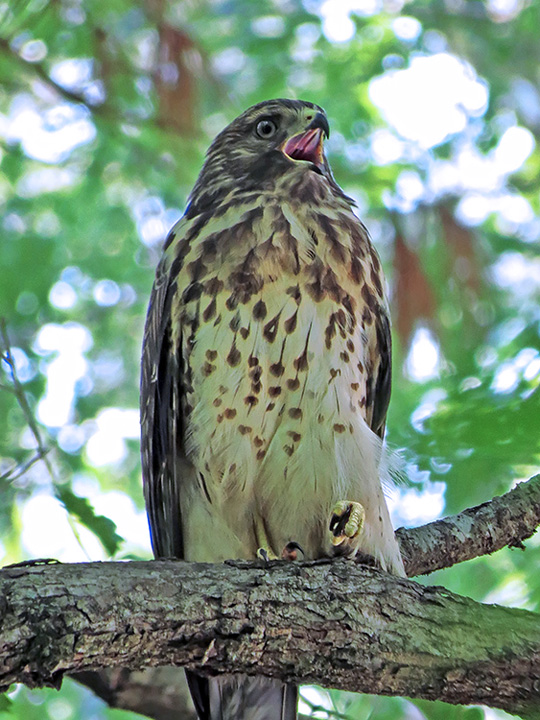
[257,547,277,562]
[329,500,365,550]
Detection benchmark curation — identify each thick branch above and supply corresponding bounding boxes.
[4,475,540,720]
[398,474,540,576]
[1,560,540,717]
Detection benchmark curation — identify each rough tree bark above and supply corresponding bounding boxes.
[69,474,540,719]
[1,475,540,719]
[2,558,540,717]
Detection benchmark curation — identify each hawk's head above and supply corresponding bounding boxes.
[186,99,335,218]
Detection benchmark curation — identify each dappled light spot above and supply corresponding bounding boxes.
[93,280,121,307]
[405,326,440,383]
[85,407,139,466]
[49,281,77,310]
[370,53,488,149]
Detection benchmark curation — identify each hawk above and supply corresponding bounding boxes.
[141,99,404,720]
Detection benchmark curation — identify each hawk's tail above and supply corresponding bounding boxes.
[187,671,298,720]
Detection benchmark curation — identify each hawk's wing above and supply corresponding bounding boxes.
[140,235,185,559]
[367,306,392,440]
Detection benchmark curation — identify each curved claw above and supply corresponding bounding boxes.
[281,541,305,561]
[257,547,277,562]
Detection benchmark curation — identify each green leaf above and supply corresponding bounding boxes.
[55,485,124,557]
[0,693,13,713]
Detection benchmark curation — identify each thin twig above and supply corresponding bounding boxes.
[0,448,50,482]
[0,319,93,560]
[0,318,55,481]
[0,36,102,111]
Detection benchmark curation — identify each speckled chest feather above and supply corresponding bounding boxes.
[158,166,402,573]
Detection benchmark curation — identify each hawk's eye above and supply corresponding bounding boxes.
[255,119,278,139]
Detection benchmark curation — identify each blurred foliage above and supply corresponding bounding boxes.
[0,0,539,718]
[0,680,142,720]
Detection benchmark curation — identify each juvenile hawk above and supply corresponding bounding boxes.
[141,99,404,720]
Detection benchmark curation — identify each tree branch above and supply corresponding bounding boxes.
[3,474,540,720]
[0,38,98,111]
[1,558,540,718]
[72,667,197,720]
[398,474,540,576]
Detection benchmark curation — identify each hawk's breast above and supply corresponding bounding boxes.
[169,171,401,572]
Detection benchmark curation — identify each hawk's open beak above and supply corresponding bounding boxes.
[282,111,329,169]
[282,127,325,168]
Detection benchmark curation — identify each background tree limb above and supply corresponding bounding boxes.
[398,473,540,576]
[72,668,311,720]
[72,667,197,720]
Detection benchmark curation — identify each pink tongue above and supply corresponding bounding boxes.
[284,129,320,163]
[289,143,311,160]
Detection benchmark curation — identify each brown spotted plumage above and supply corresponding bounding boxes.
[141,99,404,720]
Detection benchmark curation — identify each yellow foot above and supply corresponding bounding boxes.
[329,500,365,554]
[257,547,278,562]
